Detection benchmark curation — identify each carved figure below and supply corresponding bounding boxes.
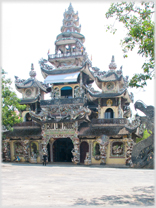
[39,58,53,71]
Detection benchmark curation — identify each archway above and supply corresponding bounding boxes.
[53,138,74,162]
[80,141,89,163]
[104,108,114,119]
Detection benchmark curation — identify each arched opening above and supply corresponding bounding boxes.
[53,138,74,162]
[104,108,114,119]
[80,141,89,163]
[25,113,32,121]
[95,143,100,155]
[47,143,51,162]
[61,86,72,98]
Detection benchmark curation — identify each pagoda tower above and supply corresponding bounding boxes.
[3,3,140,167]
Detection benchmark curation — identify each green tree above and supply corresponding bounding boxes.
[105,1,154,88]
[2,69,26,131]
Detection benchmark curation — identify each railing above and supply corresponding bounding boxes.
[14,121,40,127]
[91,118,128,125]
[40,97,85,106]
[48,51,85,59]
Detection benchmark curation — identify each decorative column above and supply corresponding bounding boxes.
[71,121,80,164]
[21,139,29,162]
[71,137,80,164]
[98,98,101,118]
[2,139,11,161]
[125,136,135,167]
[97,135,109,165]
[40,124,50,156]
[118,97,122,118]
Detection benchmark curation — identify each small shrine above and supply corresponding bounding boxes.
[3,3,140,166]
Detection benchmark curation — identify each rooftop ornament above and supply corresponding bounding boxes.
[29,63,36,78]
[109,55,117,70]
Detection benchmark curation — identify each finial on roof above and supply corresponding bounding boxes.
[68,2,74,11]
[29,63,36,78]
[109,55,117,70]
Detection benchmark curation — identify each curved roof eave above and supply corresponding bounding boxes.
[40,65,84,77]
[86,88,127,98]
[15,79,47,92]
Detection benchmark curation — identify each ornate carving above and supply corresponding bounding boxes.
[21,139,29,162]
[71,137,80,164]
[110,140,125,157]
[106,99,113,106]
[74,86,80,97]
[129,92,134,103]
[118,97,122,118]
[96,135,109,164]
[125,116,141,129]
[54,87,60,99]
[40,125,50,156]
[30,105,91,122]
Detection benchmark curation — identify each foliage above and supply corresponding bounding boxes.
[136,128,151,143]
[105,2,155,88]
[2,69,26,131]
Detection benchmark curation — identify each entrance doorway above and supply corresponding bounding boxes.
[53,138,74,162]
[80,141,89,163]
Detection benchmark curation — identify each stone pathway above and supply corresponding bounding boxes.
[1,163,155,207]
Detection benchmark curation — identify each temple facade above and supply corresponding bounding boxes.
[3,4,140,166]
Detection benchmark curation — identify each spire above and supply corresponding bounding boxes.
[109,55,117,70]
[62,3,80,33]
[29,63,36,78]
[68,3,74,12]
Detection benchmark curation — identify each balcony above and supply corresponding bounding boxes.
[48,51,85,60]
[40,97,86,106]
[91,118,128,125]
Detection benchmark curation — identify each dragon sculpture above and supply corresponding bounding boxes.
[131,100,154,169]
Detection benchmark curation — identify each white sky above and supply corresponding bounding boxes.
[1,1,155,116]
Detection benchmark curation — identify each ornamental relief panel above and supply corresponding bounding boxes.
[110,140,125,158]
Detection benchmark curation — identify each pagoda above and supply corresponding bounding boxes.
[3,3,140,166]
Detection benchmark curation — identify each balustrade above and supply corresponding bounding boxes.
[48,51,85,59]
[91,118,128,125]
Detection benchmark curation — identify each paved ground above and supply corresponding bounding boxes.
[1,162,155,208]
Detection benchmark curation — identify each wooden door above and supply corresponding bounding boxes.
[80,141,89,163]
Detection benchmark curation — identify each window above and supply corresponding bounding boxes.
[61,86,72,98]
[105,108,114,119]
[112,142,124,156]
[25,113,32,121]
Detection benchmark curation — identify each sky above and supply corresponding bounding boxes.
[1,0,155,116]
